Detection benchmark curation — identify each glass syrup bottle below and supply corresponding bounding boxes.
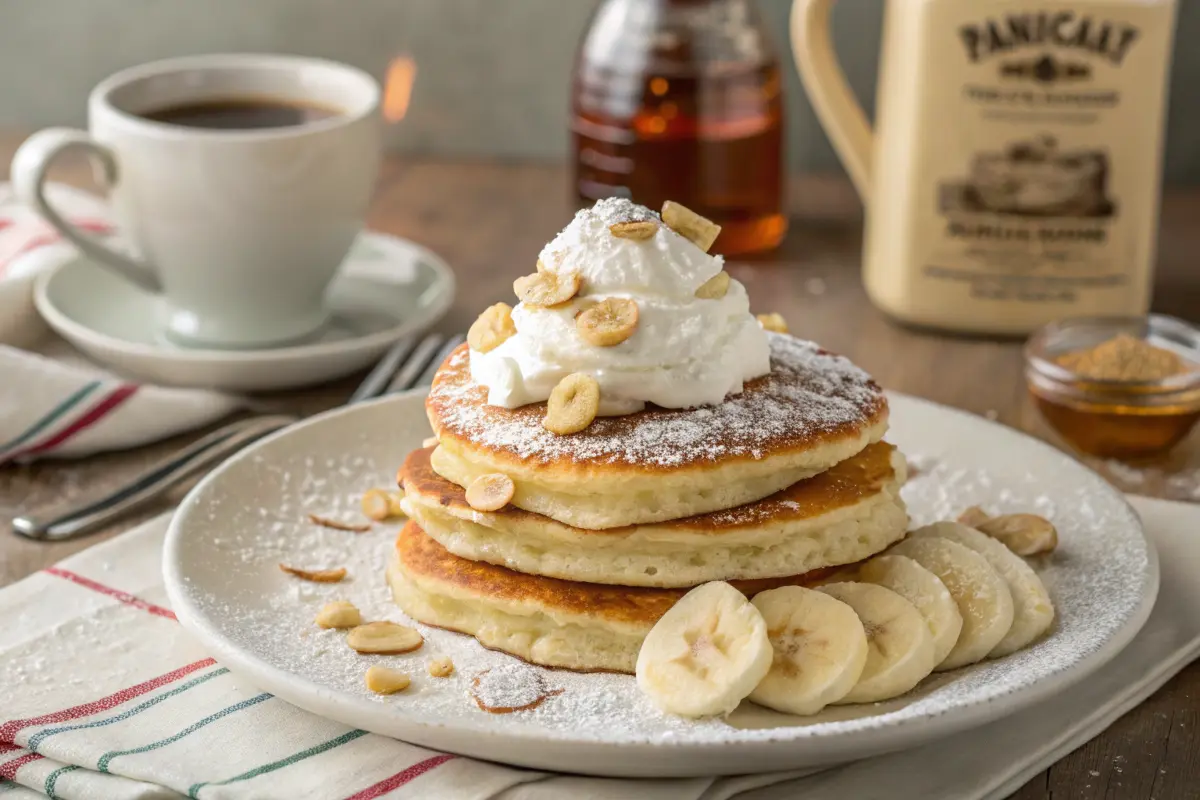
[572,0,786,255]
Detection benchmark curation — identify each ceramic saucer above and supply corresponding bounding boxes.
[34,232,455,392]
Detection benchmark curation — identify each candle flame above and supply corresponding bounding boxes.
[383,56,417,123]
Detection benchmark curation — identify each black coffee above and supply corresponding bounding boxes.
[140,98,341,130]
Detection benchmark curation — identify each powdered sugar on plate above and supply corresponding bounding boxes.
[471,663,563,713]
[165,391,1155,761]
[1092,457,1200,503]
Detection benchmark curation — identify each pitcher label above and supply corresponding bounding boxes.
[959,13,1140,65]
[909,0,1174,312]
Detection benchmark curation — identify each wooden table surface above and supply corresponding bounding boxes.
[2,131,1199,798]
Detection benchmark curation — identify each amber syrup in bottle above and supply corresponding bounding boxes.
[572,0,786,256]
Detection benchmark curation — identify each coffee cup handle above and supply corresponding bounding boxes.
[11,128,162,294]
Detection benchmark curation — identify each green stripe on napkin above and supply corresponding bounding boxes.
[187,729,369,798]
[98,693,272,773]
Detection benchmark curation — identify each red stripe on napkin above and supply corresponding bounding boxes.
[8,384,138,461]
[0,752,44,779]
[0,659,217,744]
[342,754,456,800]
[0,219,112,270]
[44,568,177,621]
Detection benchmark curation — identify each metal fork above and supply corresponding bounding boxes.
[12,332,465,542]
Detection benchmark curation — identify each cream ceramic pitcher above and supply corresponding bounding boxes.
[791,0,1177,335]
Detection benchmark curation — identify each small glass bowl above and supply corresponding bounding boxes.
[1025,314,1200,459]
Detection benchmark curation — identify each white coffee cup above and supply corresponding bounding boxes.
[11,54,382,348]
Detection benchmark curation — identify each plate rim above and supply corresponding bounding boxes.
[163,390,1159,775]
[34,231,456,365]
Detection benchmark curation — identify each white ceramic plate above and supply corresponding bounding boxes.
[35,232,455,392]
[164,392,1157,777]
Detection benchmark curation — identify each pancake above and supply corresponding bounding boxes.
[399,442,908,587]
[387,522,837,673]
[426,333,889,530]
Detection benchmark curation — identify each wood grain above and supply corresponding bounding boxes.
[1,131,1198,798]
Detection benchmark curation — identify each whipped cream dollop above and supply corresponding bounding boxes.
[469,197,771,414]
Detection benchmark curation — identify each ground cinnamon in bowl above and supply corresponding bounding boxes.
[1026,317,1200,459]
[1055,333,1185,383]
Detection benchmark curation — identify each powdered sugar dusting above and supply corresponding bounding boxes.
[696,443,895,528]
[703,498,806,527]
[1092,458,1200,503]
[168,392,1154,755]
[585,197,660,226]
[471,664,563,713]
[430,334,886,468]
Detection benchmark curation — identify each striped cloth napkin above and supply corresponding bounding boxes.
[0,183,111,348]
[2,496,1199,800]
[0,183,238,466]
[0,344,237,466]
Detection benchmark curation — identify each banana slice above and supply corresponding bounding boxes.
[756,312,789,333]
[544,373,600,435]
[857,554,964,667]
[576,297,639,347]
[910,522,1054,657]
[817,582,936,704]
[890,537,1014,670]
[636,581,772,718]
[514,270,582,308]
[748,586,868,716]
[662,201,721,251]
[694,271,731,299]
[467,302,516,353]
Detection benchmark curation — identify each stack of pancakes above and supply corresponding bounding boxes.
[387,333,908,673]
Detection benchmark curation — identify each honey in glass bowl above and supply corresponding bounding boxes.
[1025,315,1200,459]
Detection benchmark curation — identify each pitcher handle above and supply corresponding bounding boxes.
[11,128,161,293]
[790,0,874,200]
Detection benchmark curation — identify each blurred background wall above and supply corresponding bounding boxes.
[2,0,1197,182]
